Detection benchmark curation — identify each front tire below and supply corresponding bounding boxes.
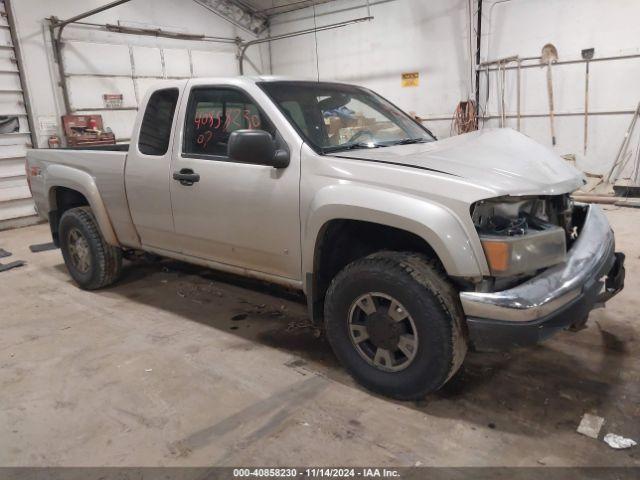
[59,206,122,290]
[324,251,467,400]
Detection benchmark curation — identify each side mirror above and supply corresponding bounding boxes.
[228,129,289,168]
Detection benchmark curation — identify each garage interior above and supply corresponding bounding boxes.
[1,0,639,472]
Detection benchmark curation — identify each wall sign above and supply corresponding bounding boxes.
[38,115,58,134]
[401,72,420,87]
[103,94,124,109]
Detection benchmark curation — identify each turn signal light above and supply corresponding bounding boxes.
[481,240,511,273]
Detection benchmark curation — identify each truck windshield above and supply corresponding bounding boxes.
[258,81,435,154]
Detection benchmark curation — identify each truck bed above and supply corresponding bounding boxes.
[26,147,138,248]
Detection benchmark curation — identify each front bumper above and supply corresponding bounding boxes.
[460,205,625,351]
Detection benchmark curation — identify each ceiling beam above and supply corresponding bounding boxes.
[192,0,269,35]
[255,0,339,17]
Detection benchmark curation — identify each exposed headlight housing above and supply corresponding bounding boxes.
[472,196,569,277]
[480,228,566,277]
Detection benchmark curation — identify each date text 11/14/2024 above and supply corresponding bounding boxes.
[233,468,401,478]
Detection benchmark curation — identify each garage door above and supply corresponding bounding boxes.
[0,0,36,231]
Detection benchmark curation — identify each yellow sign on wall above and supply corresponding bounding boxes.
[401,72,419,87]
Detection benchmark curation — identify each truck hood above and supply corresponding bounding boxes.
[327,128,585,197]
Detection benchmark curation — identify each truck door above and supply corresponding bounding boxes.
[125,86,182,250]
[169,85,301,281]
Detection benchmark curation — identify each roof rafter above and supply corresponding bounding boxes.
[192,0,269,35]
[231,1,342,18]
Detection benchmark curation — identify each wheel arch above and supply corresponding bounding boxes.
[46,165,119,247]
[302,188,485,324]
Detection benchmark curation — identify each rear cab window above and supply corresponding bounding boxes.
[138,88,179,156]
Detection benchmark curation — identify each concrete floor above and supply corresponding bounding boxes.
[0,208,638,467]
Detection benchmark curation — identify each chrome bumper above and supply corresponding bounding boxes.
[460,205,620,323]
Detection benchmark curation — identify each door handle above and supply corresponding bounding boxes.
[173,168,200,186]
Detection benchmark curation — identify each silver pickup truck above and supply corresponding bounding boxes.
[26,77,625,399]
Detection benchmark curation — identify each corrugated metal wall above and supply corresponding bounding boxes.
[0,0,36,230]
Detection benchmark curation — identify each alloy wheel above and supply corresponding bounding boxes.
[67,228,91,273]
[347,292,419,372]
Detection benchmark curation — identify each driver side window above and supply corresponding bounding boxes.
[183,88,275,158]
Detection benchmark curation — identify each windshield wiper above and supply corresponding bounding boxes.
[324,142,385,153]
[391,138,430,145]
[346,142,385,150]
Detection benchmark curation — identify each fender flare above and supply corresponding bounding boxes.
[45,164,120,246]
[302,185,486,294]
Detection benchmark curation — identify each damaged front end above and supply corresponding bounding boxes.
[471,194,586,289]
[461,196,625,351]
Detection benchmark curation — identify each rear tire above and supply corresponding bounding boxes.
[59,206,122,290]
[324,251,467,400]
